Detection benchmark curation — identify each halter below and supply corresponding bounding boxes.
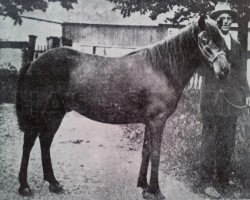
[198,42,226,67]
[198,32,226,67]
[207,51,226,64]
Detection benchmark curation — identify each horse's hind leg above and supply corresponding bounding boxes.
[18,131,38,196]
[39,131,63,193]
[137,127,150,189]
[39,113,65,194]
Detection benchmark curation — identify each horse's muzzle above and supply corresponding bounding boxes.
[218,65,230,80]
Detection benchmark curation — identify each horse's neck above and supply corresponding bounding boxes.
[163,26,201,89]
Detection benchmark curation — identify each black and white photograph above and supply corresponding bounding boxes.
[0,0,250,199]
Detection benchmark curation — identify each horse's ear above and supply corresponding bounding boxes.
[198,14,207,31]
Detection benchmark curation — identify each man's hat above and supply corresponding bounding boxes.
[210,2,238,22]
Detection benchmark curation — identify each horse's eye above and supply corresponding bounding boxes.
[202,38,209,45]
[200,32,209,45]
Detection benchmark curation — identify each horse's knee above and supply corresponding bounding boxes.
[151,151,160,164]
[142,149,148,157]
[41,148,51,159]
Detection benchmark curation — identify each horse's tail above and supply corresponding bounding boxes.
[16,62,32,132]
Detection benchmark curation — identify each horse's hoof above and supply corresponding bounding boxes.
[142,189,154,200]
[142,189,166,200]
[137,180,149,189]
[155,191,166,200]
[49,183,64,194]
[18,187,33,196]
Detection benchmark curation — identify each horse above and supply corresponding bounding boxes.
[16,16,230,200]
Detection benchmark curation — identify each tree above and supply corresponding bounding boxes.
[0,0,78,25]
[107,0,249,52]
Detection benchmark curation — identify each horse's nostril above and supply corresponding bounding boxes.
[217,69,229,80]
[224,68,229,75]
[218,73,225,80]
[221,65,230,75]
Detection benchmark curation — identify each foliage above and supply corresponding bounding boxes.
[0,63,17,104]
[108,0,250,57]
[108,0,250,24]
[0,0,78,25]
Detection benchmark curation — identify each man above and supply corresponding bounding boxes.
[198,2,250,197]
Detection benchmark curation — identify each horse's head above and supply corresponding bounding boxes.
[197,16,230,80]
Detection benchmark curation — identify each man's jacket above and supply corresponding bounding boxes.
[199,36,249,117]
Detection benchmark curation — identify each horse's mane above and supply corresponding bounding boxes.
[145,22,199,85]
[129,20,221,88]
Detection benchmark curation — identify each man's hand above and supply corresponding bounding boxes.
[246,97,250,107]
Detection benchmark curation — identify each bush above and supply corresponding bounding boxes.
[0,63,18,104]
[161,88,202,183]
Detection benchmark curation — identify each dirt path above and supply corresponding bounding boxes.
[0,104,202,200]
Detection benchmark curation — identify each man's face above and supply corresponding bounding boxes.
[216,13,233,34]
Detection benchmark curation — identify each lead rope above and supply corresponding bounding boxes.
[219,89,248,109]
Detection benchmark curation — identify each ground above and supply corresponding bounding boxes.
[0,103,209,200]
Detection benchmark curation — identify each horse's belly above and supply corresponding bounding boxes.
[74,103,143,124]
[67,95,145,124]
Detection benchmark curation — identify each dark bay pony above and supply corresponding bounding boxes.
[16,17,230,200]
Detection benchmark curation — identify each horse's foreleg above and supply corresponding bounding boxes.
[142,108,167,200]
[39,132,63,194]
[137,127,150,189]
[18,132,38,196]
